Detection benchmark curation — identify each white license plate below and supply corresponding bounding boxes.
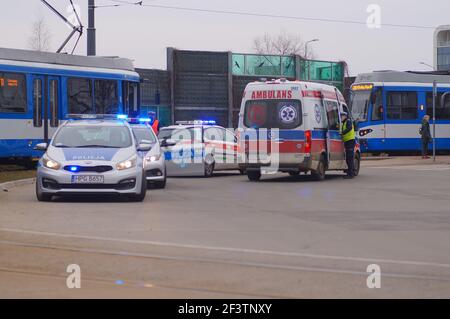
[71,175,104,184]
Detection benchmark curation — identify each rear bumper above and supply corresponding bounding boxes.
[240,155,312,171]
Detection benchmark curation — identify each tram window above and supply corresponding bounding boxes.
[387,92,418,120]
[0,72,27,113]
[33,79,42,127]
[426,92,450,119]
[68,78,93,114]
[95,80,118,114]
[49,80,59,127]
[123,81,138,116]
[371,89,383,121]
[349,90,370,122]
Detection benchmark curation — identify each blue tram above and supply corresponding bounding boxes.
[0,47,140,161]
[349,71,450,153]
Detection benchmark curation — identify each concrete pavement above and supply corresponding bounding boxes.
[0,158,450,298]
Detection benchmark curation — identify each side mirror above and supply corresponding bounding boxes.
[160,139,176,147]
[34,143,48,151]
[137,143,152,152]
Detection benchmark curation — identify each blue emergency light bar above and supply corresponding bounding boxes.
[117,114,128,120]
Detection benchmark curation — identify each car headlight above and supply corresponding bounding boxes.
[117,156,137,170]
[43,156,61,170]
[145,154,161,163]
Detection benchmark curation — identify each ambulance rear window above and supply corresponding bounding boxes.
[244,100,302,129]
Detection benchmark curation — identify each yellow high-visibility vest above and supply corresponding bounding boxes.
[341,119,355,142]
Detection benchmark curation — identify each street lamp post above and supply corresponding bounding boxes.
[305,39,319,80]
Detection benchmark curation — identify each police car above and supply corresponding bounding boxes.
[35,116,150,201]
[158,120,241,177]
[129,119,166,189]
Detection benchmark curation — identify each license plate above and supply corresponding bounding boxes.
[71,175,104,184]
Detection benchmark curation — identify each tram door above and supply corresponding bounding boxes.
[31,76,60,144]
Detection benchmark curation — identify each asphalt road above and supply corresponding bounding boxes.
[1,159,450,298]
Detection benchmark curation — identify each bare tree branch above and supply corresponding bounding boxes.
[28,15,52,52]
[253,31,315,59]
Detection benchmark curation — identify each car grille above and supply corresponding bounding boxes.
[63,165,113,173]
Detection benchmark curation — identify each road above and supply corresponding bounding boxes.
[1,158,450,298]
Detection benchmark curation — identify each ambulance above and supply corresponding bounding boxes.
[237,79,361,181]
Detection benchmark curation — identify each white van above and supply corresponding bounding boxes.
[237,79,361,181]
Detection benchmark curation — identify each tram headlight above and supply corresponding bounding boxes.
[43,156,61,170]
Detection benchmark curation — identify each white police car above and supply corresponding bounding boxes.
[129,120,167,189]
[35,116,150,202]
[158,120,241,177]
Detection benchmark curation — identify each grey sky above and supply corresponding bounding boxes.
[1,0,449,75]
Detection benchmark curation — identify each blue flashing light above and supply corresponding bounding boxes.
[138,118,152,123]
[117,114,128,120]
[69,166,80,172]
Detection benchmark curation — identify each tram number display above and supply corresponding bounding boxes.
[0,78,19,87]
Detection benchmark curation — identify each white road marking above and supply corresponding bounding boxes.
[1,227,450,269]
[2,239,450,282]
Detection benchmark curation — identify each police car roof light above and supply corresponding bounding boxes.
[117,114,128,120]
[176,120,216,125]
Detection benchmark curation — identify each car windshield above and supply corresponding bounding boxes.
[158,127,202,143]
[349,90,371,122]
[52,125,132,148]
[132,127,157,144]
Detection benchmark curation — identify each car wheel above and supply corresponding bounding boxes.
[204,162,215,177]
[311,156,326,181]
[354,153,361,177]
[36,181,52,202]
[153,174,167,189]
[247,170,261,182]
[289,171,300,176]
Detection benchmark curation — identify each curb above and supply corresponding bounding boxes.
[0,178,36,192]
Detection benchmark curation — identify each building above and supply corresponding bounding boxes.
[434,25,450,71]
[138,48,347,128]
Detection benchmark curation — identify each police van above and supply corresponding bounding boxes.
[237,79,361,181]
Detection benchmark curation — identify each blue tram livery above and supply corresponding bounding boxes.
[349,71,450,153]
[0,47,140,161]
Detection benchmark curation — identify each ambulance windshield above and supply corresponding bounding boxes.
[244,100,302,129]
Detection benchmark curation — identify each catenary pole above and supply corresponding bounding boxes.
[87,0,96,56]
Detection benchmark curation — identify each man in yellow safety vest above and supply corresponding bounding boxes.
[340,112,356,179]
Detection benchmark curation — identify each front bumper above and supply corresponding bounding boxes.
[37,165,144,195]
[144,157,165,181]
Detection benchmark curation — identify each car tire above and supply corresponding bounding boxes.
[36,181,52,202]
[130,175,147,202]
[247,170,261,182]
[204,162,215,178]
[311,156,326,181]
[289,171,300,176]
[354,153,361,177]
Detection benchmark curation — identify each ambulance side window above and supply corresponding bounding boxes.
[325,101,340,130]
